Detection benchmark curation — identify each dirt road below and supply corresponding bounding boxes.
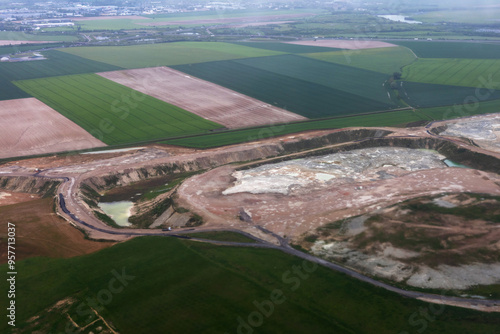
[2,119,500,311]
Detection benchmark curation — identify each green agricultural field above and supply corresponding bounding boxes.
[0,82,31,100]
[398,81,500,108]
[144,8,322,20]
[15,74,222,145]
[73,9,323,31]
[232,41,341,53]
[75,18,151,31]
[0,50,121,101]
[0,43,64,56]
[401,58,500,88]
[304,46,417,75]
[1,237,499,334]
[0,50,122,81]
[235,55,396,105]
[392,41,500,59]
[183,231,257,243]
[414,9,500,24]
[0,31,77,42]
[164,109,426,148]
[60,42,284,68]
[418,99,500,121]
[173,59,396,119]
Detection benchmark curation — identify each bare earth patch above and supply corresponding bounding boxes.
[98,67,306,128]
[178,147,500,239]
[0,198,114,262]
[286,39,398,49]
[438,113,500,153]
[0,98,105,159]
[0,191,39,206]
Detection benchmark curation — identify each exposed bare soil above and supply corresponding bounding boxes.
[98,67,306,128]
[178,150,500,239]
[436,113,500,153]
[0,191,39,206]
[0,98,105,159]
[286,40,398,49]
[0,197,114,262]
[306,193,500,290]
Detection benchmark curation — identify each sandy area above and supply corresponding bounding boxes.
[286,40,397,50]
[0,98,105,159]
[98,67,306,128]
[136,13,316,26]
[0,40,57,46]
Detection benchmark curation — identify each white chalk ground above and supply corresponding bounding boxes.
[82,147,144,155]
[224,147,447,195]
[441,114,500,152]
[312,240,500,290]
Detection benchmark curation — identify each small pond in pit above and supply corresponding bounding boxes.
[443,159,470,168]
[98,201,134,227]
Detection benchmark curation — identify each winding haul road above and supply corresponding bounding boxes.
[2,122,500,312]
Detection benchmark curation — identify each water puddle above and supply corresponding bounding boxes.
[98,201,134,227]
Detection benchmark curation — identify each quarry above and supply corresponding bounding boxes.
[440,114,500,153]
[2,116,500,308]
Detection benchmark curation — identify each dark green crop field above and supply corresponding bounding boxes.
[392,41,500,59]
[398,81,500,108]
[15,74,222,145]
[0,43,64,56]
[304,46,417,75]
[1,237,498,334]
[232,41,342,53]
[235,54,397,104]
[173,59,396,119]
[0,50,122,101]
[0,50,122,81]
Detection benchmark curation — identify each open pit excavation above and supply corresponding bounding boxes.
[1,122,500,312]
[179,146,500,238]
[437,114,500,153]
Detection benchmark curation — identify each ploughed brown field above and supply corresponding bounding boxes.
[0,98,105,159]
[286,40,397,50]
[0,197,114,262]
[98,67,307,128]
